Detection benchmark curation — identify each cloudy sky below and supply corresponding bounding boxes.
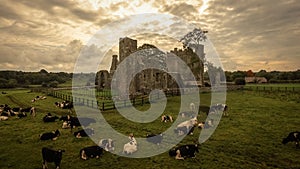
[0,0,299,73]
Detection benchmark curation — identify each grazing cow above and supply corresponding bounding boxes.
[0,116,8,121]
[282,131,300,147]
[99,139,115,152]
[161,115,173,123]
[40,129,61,141]
[80,146,104,160]
[169,144,199,160]
[42,147,65,169]
[74,128,94,138]
[146,133,163,145]
[123,134,138,155]
[174,117,198,136]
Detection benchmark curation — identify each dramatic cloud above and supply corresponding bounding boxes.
[0,0,299,72]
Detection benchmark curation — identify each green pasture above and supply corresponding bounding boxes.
[0,89,299,169]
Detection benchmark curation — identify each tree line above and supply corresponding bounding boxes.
[0,69,71,88]
[0,69,299,89]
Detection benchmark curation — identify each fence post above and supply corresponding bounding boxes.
[102,102,104,111]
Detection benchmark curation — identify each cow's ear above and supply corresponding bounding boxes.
[59,150,65,153]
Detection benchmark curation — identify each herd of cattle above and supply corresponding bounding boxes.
[1,99,299,168]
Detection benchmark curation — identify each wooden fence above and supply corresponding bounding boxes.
[47,88,183,111]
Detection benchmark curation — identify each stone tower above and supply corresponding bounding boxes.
[110,55,118,75]
[119,37,137,63]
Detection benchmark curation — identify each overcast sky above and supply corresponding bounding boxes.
[0,0,299,72]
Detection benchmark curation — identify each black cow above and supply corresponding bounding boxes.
[43,113,59,122]
[80,146,104,160]
[17,112,27,118]
[146,133,163,145]
[74,128,94,138]
[40,129,61,141]
[282,131,300,147]
[169,144,199,160]
[42,147,65,169]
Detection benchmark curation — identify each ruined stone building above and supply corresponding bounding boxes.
[96,37,204,95]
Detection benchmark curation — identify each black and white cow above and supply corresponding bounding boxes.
[42,147,65,169]
[55,101,73,109]
[74,128,94,138]
[174,117,198,136]
[146,133,163,145]
[17,112,27,118]
[123,134,138,155]
[161,115,173,123]
[99,139,115,152]
[40,129,61,141]
[282,131,300,147]
[169,144,199,160]
[209,104,228,116]
[80,146,104,160]
[43,113,59,122]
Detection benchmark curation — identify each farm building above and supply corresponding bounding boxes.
[245,77,268,83]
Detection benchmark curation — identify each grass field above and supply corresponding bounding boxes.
[0,89,299,169]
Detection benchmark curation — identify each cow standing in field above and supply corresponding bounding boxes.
[42,147,65,169]
[282,131,300,147]
[169,144,199,160]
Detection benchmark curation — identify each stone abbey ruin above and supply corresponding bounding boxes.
[96,37,205,95]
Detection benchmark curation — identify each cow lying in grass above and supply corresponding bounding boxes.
[282,131,300,147]
[43,113,59,122]
[146,133,163,145]
[40,129,61,141]
[174,117,198,136]
[80,146,104,160]
[161,115,173,123]
[123,134,137,155]
[209,103,228,116]
[42,147,65,169]
[99,139,115,152]
[169,144,199,160]
[74,128,94,138]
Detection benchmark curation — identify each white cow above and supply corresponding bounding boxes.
[174,117,198,136]
[123,134,137,155]
[0,116,8,121]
